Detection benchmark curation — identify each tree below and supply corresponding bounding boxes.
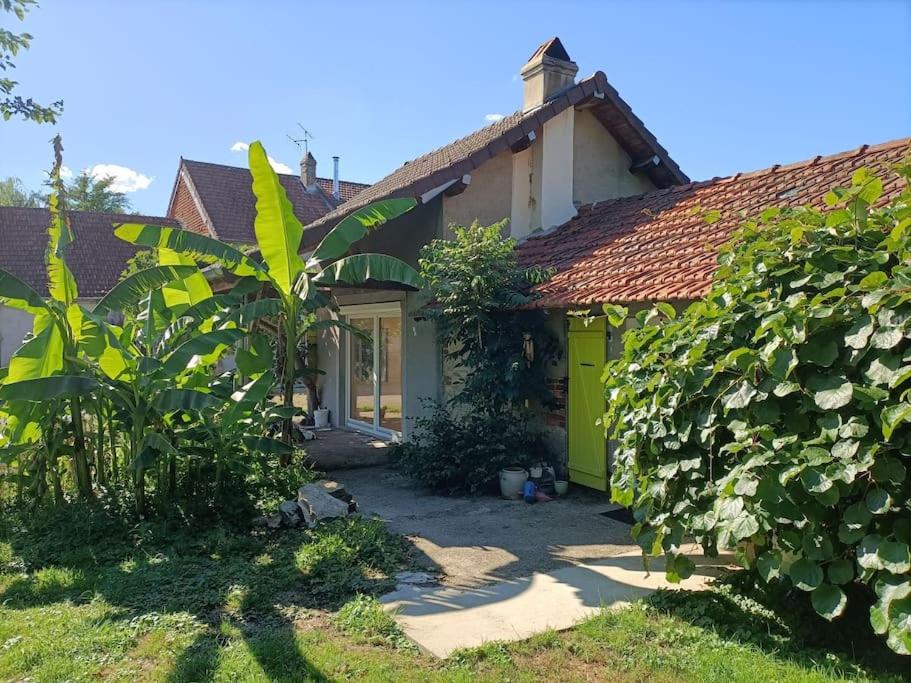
[65,171,131,213]
[1,0,62,123]
[604,162,911,654]
[0,175,41,206]
[115,140,422,460]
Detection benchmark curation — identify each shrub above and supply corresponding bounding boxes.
[605,161,911,653]
[390,402,551,495]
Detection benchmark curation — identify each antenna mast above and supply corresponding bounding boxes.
[287,123,315,156]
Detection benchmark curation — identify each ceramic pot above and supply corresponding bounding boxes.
[554,480,569,496]
[499,467,528,499]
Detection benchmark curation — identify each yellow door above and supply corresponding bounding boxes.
[567,317,607,490]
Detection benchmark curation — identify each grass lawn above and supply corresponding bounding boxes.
[0,507,907,682]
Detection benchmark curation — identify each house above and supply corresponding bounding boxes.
[286,36,688,451]
[0,207,184,365]
[167,155,368,244]
[281,37,907,491]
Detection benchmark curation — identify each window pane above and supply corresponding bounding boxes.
[378,315,402,432]
[349,317,374,424]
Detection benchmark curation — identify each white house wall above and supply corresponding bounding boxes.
[0,305,33,367]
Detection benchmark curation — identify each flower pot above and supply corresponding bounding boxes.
[499,467,528,499]
[313,408,330,429]
[554,480,569,496]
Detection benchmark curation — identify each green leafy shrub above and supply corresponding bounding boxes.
[392,222,556,494]
[390,402,551,495]
[605,160,911,653]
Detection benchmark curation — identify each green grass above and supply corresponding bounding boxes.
[0,508,907,682]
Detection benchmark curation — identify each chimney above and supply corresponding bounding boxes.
[332,156,340,201]
[300,152,317,189]
[520,37,578,112]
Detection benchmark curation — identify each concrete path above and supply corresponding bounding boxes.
[381,546,729,657]
[331,466,730,657]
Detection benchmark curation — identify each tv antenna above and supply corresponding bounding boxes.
[287,123,315,156]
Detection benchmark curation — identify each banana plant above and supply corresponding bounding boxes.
[115,140,422,459]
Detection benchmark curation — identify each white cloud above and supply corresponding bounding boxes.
[485,113,505,122]
[87,164,153,193]
[60,165,73,179]
[229,141,294,174]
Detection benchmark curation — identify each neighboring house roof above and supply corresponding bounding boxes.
[299,70,688,250]
[519,137,910,307]
[0,207,181,298]
[169,159,369,244]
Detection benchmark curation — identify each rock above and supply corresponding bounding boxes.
[266,514,282,529]
[251,515,269,528]
[298,481,353,527]
[279,500,304,527]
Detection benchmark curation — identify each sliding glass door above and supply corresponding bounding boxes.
[346,306,403,438]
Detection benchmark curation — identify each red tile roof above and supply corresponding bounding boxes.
[173,159,369,244]
[299,71,688,250]
[519,138,911,307]
[0,207,182,298]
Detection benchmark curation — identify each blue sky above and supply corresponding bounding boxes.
[1,0,909,215]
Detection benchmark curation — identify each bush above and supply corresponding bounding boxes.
[390,402,551,495]
[605,161,911,653]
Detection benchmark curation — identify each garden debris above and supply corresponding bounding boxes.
[279,500,305,526]
[297,479,357,527]
[394,571,440,590]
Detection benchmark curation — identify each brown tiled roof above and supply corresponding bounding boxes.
[519,138,911,307]
[0,207,182,298]
[173,159,368,244]
[300,71,688,250]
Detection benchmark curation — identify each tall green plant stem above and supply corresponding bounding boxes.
[279,294,298,463]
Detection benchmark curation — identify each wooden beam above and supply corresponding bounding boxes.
[510,130,537,154]
[443,174,472,197]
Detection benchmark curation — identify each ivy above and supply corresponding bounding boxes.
[605,156,911,653]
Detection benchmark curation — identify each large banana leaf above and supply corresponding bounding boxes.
[153,388,221,412]
[159,247,214,313]
[114,223,267,280]
[5,322,64,382]
[0,268,50,314]
[308,198,417,265]
[46,190,79,305]
[234,333,273,377]
[94,265,199,314]
[76,309,131,380]
[312,254,422,289]
[162,328,246,375]
[0,375,98,402]
[225,297,283,327]
[243,435,293,455]
[248,141,305,295]
[222,370,276,428]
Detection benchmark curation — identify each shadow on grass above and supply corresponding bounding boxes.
[646,571,910,681]
[0,513,408,682]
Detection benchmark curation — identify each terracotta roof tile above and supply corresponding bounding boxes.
[0,207,182,298]
[519,138,911,307]
[177,160,369,244]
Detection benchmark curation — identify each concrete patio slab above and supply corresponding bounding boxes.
[381,546,731,658]
[332,465,637,587]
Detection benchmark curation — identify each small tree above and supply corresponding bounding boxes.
[605,160,911,654]
[64,172,132,213]
[419,221,556,413]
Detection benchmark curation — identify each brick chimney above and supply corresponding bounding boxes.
[300,152,317,189]
[520,37,578,112]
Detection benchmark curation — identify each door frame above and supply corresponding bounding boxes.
[340,302,404,441]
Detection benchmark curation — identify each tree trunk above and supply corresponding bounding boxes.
[70,396,93,499]
[279,311,296,465]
